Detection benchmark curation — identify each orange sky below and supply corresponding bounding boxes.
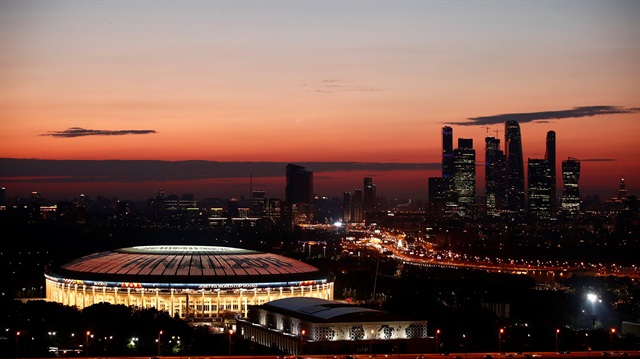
[1,1,638,200]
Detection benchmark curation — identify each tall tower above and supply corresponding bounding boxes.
[453,138,476,217]
[285,163,314,226]
[363,177,376,214]
[618,177,627,200]
[545,131,557,213]
[528,158,552,219]
[342,191,353,223]
[561,157,581,218]
[485,136,506,216]
[442,126,455,178]
[505,120,525,211]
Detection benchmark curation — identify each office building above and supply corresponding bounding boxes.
[363,177,376,214]
[546,131,557,213]
[453,138,476,217]
[561,157,581,218]
[505,121,526,211]
[485,136,506,216]
[528,158,552,219]
[285,164,314,226]
[442,126,455,178]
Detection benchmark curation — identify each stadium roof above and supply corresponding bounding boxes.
[46,245,331,288]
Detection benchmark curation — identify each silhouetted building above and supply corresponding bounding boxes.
[352,188,364,223]
[561,157,581,218]
[442,126,455,178]
[285,164,314,226]
[428,177,451,216]
[363,177,376,214]
[546,131,557,213]
[528,158,552,219]
[505,120,525,212]
[485,136,506,216]
[453,138,476,217]
[343,191,352,223]
[251,190,266,217]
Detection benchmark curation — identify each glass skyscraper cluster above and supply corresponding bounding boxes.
[428,121,581,219]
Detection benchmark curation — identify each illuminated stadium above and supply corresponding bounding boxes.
[44,245,334,321]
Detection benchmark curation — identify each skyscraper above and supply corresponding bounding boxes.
[561,157,581,218]
[285,163,314,226]
[545,131,557,213]
[528,158,552,219]
[342,191,352,223]
[505,120,525,211]
[363,177,376,214]
[485,136,506,216]
[442,126,455,179]
[453,138,476,217]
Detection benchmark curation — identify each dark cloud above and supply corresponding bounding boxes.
[450,106,639,126]
[41,127,157,138]
[0,159,439,184]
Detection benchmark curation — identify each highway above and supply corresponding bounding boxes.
[28,352,640,359]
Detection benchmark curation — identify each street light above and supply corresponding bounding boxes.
[436,329,440,353]
[86,331,90,358]
[15,331,20,359]
[228,329,234,358]
[555,329,560,353]
[610,328,616,351]
[370,329,375,354]
[157,330,163,357]
[499,328,504,354]
[462,334,467,359]
[300,329,306,355]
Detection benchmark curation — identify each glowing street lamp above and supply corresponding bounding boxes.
[435,329,440,353]
[15,331,20,359]
[86,331,91,358]
[228,329,234,358]
[157,330,163,357]
[300,329,306,354]
[610,328,616,351]
[499,328,504,354]
[370,329,375,354]
[556,329,560,353]
[462,334,467,359]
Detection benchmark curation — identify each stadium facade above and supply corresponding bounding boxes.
[44,245,334,321]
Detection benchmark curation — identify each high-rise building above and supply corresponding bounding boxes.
[285,164,314,226]
[485,136,507,216]
[453,138,476,217]
[352,188,364,223]
[527,158,552,219]
[251,190,266,217]
[505,120,525,211]
[545,131,557,213]
[342,191,352,223]
[442,126,455,179]
[428,177,452,216]
[363,177,376,214]
[618,177,628,200]
[561,157,581,218]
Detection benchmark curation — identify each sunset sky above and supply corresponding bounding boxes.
[1,0,639,201]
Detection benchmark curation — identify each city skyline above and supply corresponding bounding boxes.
[1,1,638,201]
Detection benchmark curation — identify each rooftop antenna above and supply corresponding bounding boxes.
[494,129,501,138]
[482,126,490,136]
